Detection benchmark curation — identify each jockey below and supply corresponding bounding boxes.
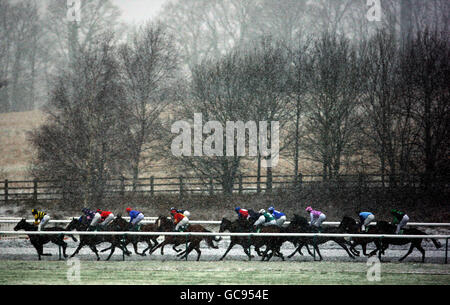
[170,207,190,218]
[171,209,189,232]
[80,208,96,224]
[359,211,375,232]
[235,207,250,220]
[92,209,115,227]
[253,209,276,228]
[306,206,326,228]
[391,209,409,234]
[31,209,50,231]
[268,206,287,227]
[126,207,145,229]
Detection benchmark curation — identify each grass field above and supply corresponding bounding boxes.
[1,260,448,285]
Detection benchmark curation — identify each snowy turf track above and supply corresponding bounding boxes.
[0,232,447,263]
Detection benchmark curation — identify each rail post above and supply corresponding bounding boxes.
[120,176,125,198]
[122,233,127,261]
[239,175,243,195]
[185,232,190,261]
[248,233,252,261]
[445,238,448,264]
[179,176,184,197]
[4,179,8,204]
[313,234,317,261]
[209,177,214,195]
[150,176,154,197]
[33,179,38,202]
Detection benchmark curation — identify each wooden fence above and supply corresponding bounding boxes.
[0,173,437,204]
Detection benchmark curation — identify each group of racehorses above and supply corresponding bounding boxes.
[13,211,441,262]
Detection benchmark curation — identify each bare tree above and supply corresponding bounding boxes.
[301,32,363,180]
[29,34,131,206]
[399,29,450,189]
[118,23,180,189]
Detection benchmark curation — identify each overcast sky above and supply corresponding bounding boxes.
[111,0,170,24]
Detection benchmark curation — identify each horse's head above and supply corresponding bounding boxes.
[156,215,173,231]
[66,218,79,231]
[219,218,231,232]
[376,220,394,233]
[14,219,28,231]
[292,214,309,228]
[111,215,128,229]
[247,209,260,225]
[339,216,357,231]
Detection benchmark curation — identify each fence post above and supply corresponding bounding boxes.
[179,176,184,196]
[4,179,8,204]
[209,177,214,196]
[150,176,154,197]
[239,175,243,195]
[120,176,125,198]
[248,234,252,261]
[297,173,303,192]
[33,179,38,202]
[446,238,448,264]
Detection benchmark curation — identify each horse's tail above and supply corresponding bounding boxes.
[202,228,221,249]
[429,238,442,249]
[411,228,442,249]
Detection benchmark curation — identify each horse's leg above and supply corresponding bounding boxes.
[70,240,86,258]
[261,247,270,261]
[417,243,426,263]
[106,245,116,261]
[219,241,235,261]
[314,245,323,261]
[88,244,101,261]
[287,245,300,259]
[399,243,416,262]
[142,240,156,255]
[336,240,355,259]
[148,240,164,255]
[275,246,285,261]
[133,241,145,256]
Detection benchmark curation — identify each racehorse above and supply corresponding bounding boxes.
[339,216,378,256]
[149,216,221,261]
[14,218,78,260]
[283,215,314,258]
[66,216,131,261]
[218,218,255,261]
[370,220,442,262]
[102,215,160,256]
[286,215,357,261]
[252,225,286,261]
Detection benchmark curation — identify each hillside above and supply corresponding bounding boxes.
[0,110,46,179]
[0,110,301,180]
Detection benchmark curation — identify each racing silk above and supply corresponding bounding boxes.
[82,209,96,221]
[359,212,373,221]
[310,210,322,219]
[33,211,46,225]
[173,212,185,224]
[128,210,142,222]
[271,210,285,219]
[100,211,112,220]
[236,208,249,219]
[391,210,405,225]
[262,212,275,222]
